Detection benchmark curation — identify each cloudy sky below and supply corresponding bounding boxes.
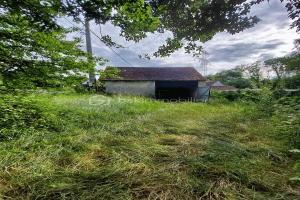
[63,0,299,75]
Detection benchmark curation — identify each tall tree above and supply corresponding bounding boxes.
[0,12,102,88]
[1,0,299,88]
[208,68,251,89]
[1,1,261,56]
[0,0,160,88]
[149,0,260,57]
[253,0,300,32]
[239,62,265,88]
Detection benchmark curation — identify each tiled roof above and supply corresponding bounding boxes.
[211,85,238,91]
[104,67,206,81]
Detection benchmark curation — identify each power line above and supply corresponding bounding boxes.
[63,17,105,49]
[88,25,134,67]
[63,16,134,67]
[24,0,130,67]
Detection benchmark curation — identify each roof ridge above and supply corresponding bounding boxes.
[113,66,196,68]
[104,66,206,81]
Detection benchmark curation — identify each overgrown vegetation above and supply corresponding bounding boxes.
[0,95,58,141]
[1,0,299,88]
[0,93,299,199]
[0,1,299,199]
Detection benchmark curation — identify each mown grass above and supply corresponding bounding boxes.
[0,93,298,199]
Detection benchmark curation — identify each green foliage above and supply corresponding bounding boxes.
[0,93,298,199]
[239,62,265,88]
[272,96,300,184]
[113,0,160,42]
[1,0,264,59]
[149,0,260,57]
[265,50,300,89]
[284,74,300,89]
[208,68,251,89]
[253,0,300,32]
[94,67,121,92]
[0,95,57,141]
[273,96,300,148]
[280,53,300,73]
[211,88,275,116]
[99,67,121,80]
[74,84,90,94]
[0,12,101,89]
[283,0,300,32]
[1,0,298,66]
[210,90,240,102]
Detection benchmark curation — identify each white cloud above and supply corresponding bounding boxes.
[62,0,299,75]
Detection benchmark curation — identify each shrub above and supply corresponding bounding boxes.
[0,95,55,141]
[273,96,300,147]
[272,96,300,185]
[210,90,240,102]
[210,88,275,115]
[74,84,90,93]
[246,88,274,114]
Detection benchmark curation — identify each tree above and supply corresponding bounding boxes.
[0,0,160,88]
[283,0,300,32]
[264,39,300,89]
[1,0,261,58]
[253,0,300,32]
[0,12,102,88]
[264,58,287,80]
[1,1,299,57]
[66,0,299,57]
[239,62,265,88]
[280,52,300,74]
[208,68,251,89]
[148,0,260,57]
[1,0,299,88]
[270,58,300,89]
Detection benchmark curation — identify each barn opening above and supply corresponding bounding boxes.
[155,81,198,100]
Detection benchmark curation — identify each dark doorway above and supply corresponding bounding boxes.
[155,81,198,100]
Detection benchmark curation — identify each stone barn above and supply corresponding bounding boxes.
[103,67,210,101]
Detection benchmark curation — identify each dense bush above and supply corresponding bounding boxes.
[273,96,300,150]
[212,88,300,111]
[0,95,56,141]
[210,90,240,102]
[74,84,90,93]
[212,89,300,183]
[211,88,274,107]
[272,96,300,184]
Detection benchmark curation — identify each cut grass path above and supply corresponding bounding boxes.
[0,94,298,199]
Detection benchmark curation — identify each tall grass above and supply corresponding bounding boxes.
[0,93,298,199]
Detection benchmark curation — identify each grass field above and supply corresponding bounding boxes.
[0,93,298,199]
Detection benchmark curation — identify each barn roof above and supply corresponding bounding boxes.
[211,85,238,91]
[104,67,206,81]
[206,80,237,91]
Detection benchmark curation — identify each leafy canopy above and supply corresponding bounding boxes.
[0,12,101,88]
[208,68,251,89]
[1,0,262,57]
[1,0,299,88]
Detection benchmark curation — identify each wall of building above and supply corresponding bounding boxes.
[197,81,210,102]
[198,81,206,87]
[105,81,155,97]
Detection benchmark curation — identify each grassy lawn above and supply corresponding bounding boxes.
[0,93,298,199]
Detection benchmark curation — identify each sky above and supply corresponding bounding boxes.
[62,0,299,75]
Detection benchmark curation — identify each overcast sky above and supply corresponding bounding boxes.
[63,0,299,75]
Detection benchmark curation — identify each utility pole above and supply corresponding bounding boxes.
[85,17,96,87]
